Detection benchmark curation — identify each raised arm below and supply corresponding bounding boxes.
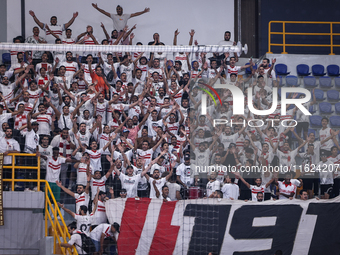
[57,202,75,218]
[130,7,150,18]
[235,172,250,189]
[92,3,111,18]
[56,180,75,197]
[173,29,179,45]
[64,12,78,29]
[100,22,110,40]
[28,10,44,29]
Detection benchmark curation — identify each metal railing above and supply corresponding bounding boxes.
[267,21,340,55]
[2,153,78,255]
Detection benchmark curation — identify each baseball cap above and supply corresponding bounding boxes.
[184,154,190,161]
[123,129,130,133]
[113,222,120,233]
[31,121,39,125]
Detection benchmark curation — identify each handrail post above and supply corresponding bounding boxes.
[37,156,40,191]
[281,22,287,54]
[45,185,48,237]
[267,21,273,54]
[330,22,335,55]
[11,155,15,191]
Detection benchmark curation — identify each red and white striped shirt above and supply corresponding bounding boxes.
[91,176,107,200]
[86,148,104,171]
[45,156,67,182]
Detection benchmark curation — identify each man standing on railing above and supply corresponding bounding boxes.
[37,147,78,202]
[0,127,20,190]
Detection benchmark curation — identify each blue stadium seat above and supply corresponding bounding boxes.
[308,129,316,137]
[312,64,326,76]
[314,89,325,100]
[335,102,340,114]
[330,116,340,127]
[335,77,340,89]
[327,64,340,77]
[319,76,332,89]
[304,76,317,88]
[309,105,316,114]
[275,64,290,75]
[286,75,298,87]
[297,64,311,76]
[309,115,322,128]
[327,90,339,101]
[245,63,257,75]
[287,104,295,111]
[2,53,11,65]
[319,102,333,114]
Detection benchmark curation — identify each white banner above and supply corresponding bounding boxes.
[106,197,340,255]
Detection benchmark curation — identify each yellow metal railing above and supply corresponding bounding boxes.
[2,153,78,255]
[267,21,340,55]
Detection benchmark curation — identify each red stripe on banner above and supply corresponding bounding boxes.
[117,198,151,255]
[149,201,179,255]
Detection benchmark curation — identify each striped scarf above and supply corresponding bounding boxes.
[14,114,27,131]
[59,137,72,157]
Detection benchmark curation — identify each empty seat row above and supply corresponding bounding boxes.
[281,75,340,89]
[310,115,340,128]
[276,63,340,77]
[278,88,339,101]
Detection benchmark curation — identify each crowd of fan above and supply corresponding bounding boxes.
[1,1,340,244]
[1,3,339,254]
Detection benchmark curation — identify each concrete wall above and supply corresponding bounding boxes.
[5,0,235,46]
[0,192,45,255]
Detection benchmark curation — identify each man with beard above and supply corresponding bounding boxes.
[0,128,21,184]
[60,51,79,78]
[56,169,91,213]
[148,58,164,79]
[1,70,28,109]
[259,58,276,86]
[28,10,78,44]
[9,52,29,80]
[50,128,77,185]
[92,3,150,34]
[48,83,63,110]
[89,63,110,99]
[0,64,14,83]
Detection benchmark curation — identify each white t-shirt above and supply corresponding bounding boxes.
[249,184,265,201]
[0,137,20,164]
[176,163,194,187]
[221,183,239,200]
[24,129,39,153]
[92,200,107,225]
[206,180,220,197]
[69,231,88,255]
[91,176,107,200]
[110,13,131,31]
[45,156,67,182]
[278,181,297,200]
[77,163,92,186]
[149,177,167,199]
[90,223,116,242]
[119,173,141,198]
[86,149,104,171]
[74,192,90,214]
[74,213,94,235]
